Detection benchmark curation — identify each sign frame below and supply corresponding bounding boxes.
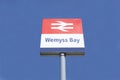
[40,18,85,56]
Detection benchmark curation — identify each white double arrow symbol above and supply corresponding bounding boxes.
[51,21,74,32]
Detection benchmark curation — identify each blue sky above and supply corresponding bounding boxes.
[0,0,120,80]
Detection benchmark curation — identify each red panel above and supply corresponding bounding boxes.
[41,18,83,34]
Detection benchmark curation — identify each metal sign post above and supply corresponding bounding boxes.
[60,53,66,80]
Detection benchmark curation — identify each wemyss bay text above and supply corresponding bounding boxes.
[45,38,80,44]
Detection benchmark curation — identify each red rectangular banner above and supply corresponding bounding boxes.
[42,18,83,34]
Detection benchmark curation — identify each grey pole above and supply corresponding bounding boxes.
[60,53,66,80]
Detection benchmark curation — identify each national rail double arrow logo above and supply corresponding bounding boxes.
[51,21,74,32]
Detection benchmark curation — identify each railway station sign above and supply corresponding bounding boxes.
[40,18,85,55]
